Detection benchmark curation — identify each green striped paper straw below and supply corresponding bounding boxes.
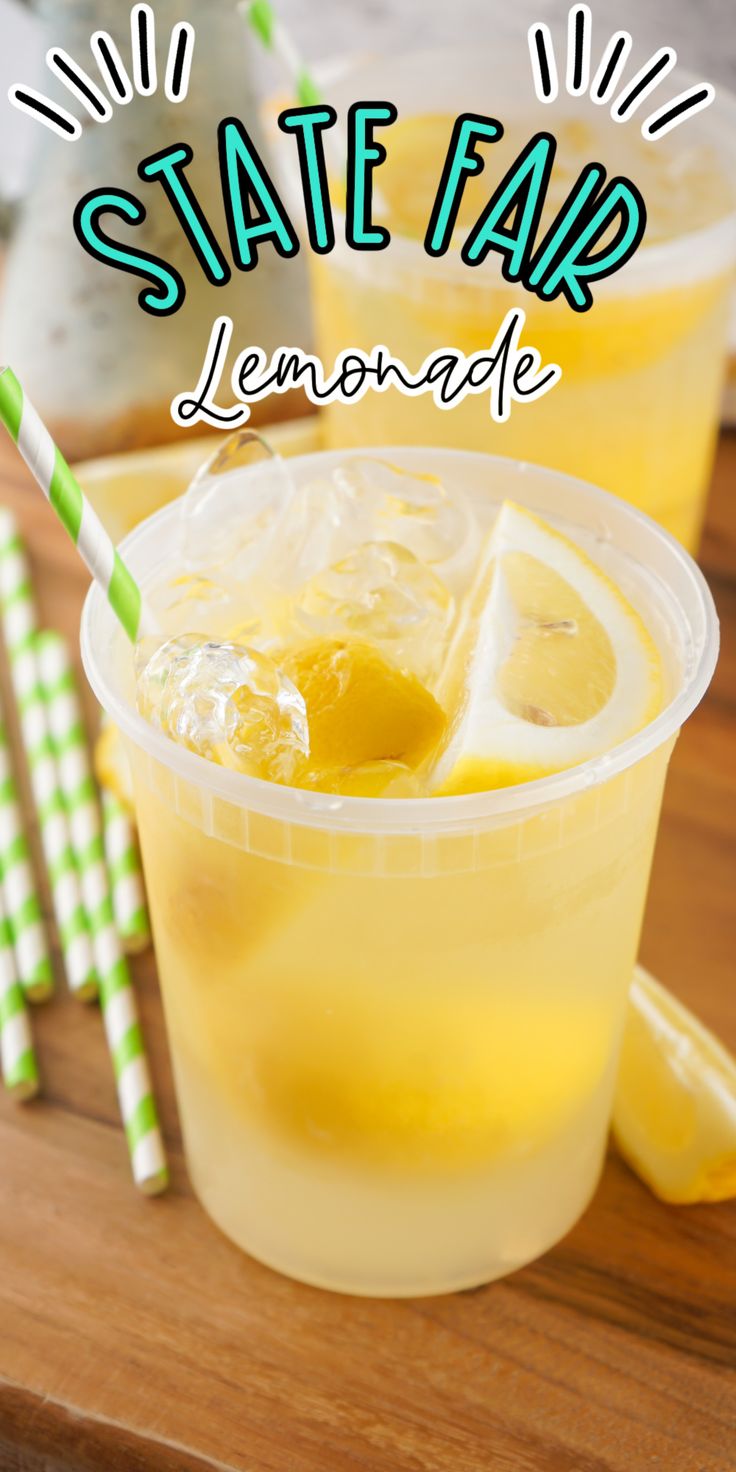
[101,788,151,954]
[0,888,39,1099]
[0,710,53,1001]
[37,632,167,1194]
[246,0,321,105]
[0,367,146,643]
[0,509,98,1001]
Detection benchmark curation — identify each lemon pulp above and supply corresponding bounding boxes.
[281,636,445,786]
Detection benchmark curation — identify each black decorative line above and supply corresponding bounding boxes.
[168,25,190,99]
[571,7,586,92]
[11,88,77,135]
[137,7,151,92]
[532,26,553,100]
[48,50,107,116]
[94,35,128,99]
[646,86,711,135]
[615,50,674,117]
[593,35,627,100]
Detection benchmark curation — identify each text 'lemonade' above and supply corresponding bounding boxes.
[291,51,736,551]
[81,446,717,1296]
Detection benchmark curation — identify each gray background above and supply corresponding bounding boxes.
[1,0,735,201]
[273,0,736,83]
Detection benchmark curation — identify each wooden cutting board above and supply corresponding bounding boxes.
[0,432,734,1472]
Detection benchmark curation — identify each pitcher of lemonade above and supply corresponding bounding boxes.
[279,46,736,550]
[0,0,311,463]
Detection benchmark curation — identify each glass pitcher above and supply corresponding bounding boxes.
[0,0,311,462]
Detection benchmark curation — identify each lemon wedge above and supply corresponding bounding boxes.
[94,720,134,810]
[282,637,445,779]
[432,501,665,794]
[613,966,736,1204]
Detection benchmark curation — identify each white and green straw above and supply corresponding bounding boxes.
[0,367,145,642]
[36,633,167,1194]
[101,787,151,954]
[245,0,321,105]
[0,509,98,1001]
[0,887,39,1099]
[0,368,165,1190]
[0,711,53,1001]
[243,1,387,215]
[0,362,150,947]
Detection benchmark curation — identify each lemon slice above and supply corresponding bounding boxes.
[432,501,665,794]
[613,966,736,1204]
[94,720,134,810]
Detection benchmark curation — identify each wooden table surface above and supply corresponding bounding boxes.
[0,432,734,1472]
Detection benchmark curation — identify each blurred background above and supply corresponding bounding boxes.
[0,0,734,546]
[3,0,735,187]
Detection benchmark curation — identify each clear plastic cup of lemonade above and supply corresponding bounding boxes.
[300,49,736,551]
[82,446,717,1296]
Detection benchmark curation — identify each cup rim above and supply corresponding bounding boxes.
[81,447,719,835]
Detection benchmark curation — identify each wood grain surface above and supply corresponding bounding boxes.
[0,433,734,1472]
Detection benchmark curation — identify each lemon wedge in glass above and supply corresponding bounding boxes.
[614,966,736,1203]
[432,500,665,794]
[282,637,445,779]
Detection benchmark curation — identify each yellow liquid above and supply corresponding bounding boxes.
[313,114,735,550]
[131,738,672,1294]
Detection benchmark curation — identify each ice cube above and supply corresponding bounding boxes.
[256,456,476,595]
[293,540,454,683]
[260,476,373,592]
[332,458,476,582]
[163,574,230,611]
[134,633,200,728]
[135,634,309,781]
[224,649,309,783]
[180,430,297,582]
[146,573,233,637]
[144,567,279,652]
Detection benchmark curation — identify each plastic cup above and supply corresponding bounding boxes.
[293,47,736,551]
[81,448,718,1297]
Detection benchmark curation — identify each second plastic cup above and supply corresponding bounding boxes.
[296,48,736,551]
[82,449,717,1296]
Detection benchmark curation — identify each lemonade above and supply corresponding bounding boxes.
[82,447,718,1295]
[294,52,736,551]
